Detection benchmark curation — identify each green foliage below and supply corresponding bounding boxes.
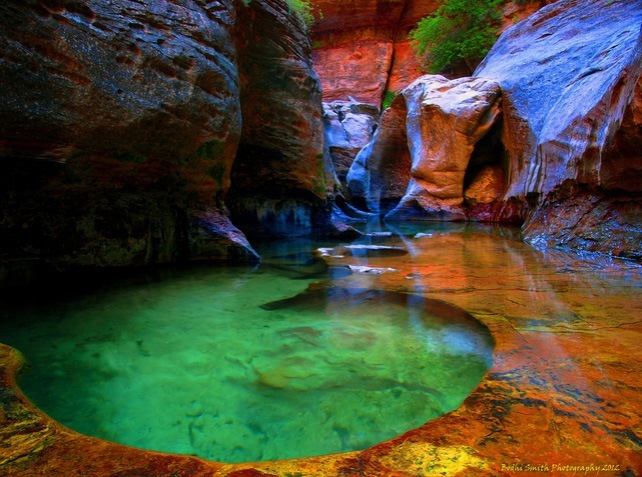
[381,90,399,111]
[409,0,504,74]
[286,0,317,29]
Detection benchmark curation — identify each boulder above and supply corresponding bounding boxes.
[348,75,502,220]
[346,93,412,215]
[323,101,379,189]
[474,0,642,258]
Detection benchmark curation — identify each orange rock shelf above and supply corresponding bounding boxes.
[2,229,641,476]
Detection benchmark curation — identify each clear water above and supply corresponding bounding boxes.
[1,232,494,463]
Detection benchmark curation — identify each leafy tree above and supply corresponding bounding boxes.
[409,0,504,74]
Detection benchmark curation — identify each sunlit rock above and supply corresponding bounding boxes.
[390,76,501,221]
[475,0,642,258]
[349,75,501,220]
[309,0,553,107]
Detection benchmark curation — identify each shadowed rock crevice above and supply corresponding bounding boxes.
[226,0,344,238]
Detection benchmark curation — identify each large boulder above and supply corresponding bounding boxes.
[389,76,502,220]
[348,75,502,219]
[474,0,642,258]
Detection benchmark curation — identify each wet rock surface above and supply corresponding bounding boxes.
[2,226,641,475]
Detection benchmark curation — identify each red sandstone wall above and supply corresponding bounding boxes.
[310,0,552,107]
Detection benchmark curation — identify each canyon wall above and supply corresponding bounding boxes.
[227,0,330,237]
[475,0,642,258]
[0,0,328,286]
[343,0,642,259]
[310,0,551,108]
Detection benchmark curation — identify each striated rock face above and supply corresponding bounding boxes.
[313,40,396,106]
[226,0,331,237]
[475,0,642,258]
[348,76,502,220]
[310,0,433,107]
[0,0,329,285]
[310,0,551,108]
[0,0,253,285]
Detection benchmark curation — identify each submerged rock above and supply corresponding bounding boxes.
[474,0,642,258]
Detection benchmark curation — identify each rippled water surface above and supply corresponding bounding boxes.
[1,224,499,463]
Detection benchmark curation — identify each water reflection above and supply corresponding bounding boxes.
[1,222,641,468]
[0,230,494,464]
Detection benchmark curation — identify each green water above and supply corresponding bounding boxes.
[1,236,493,463]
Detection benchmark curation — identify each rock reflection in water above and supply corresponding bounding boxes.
[1,245,493,464]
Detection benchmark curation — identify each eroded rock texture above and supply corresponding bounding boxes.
[0,0,328,285]
[310,0,412,106]
[475,0,642,258]
[323,101,379,191]
[346,94,412,215]
[310,0,551,108]
[226,0,331,237]
[348,76,502,219]
[388,76,502,221]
